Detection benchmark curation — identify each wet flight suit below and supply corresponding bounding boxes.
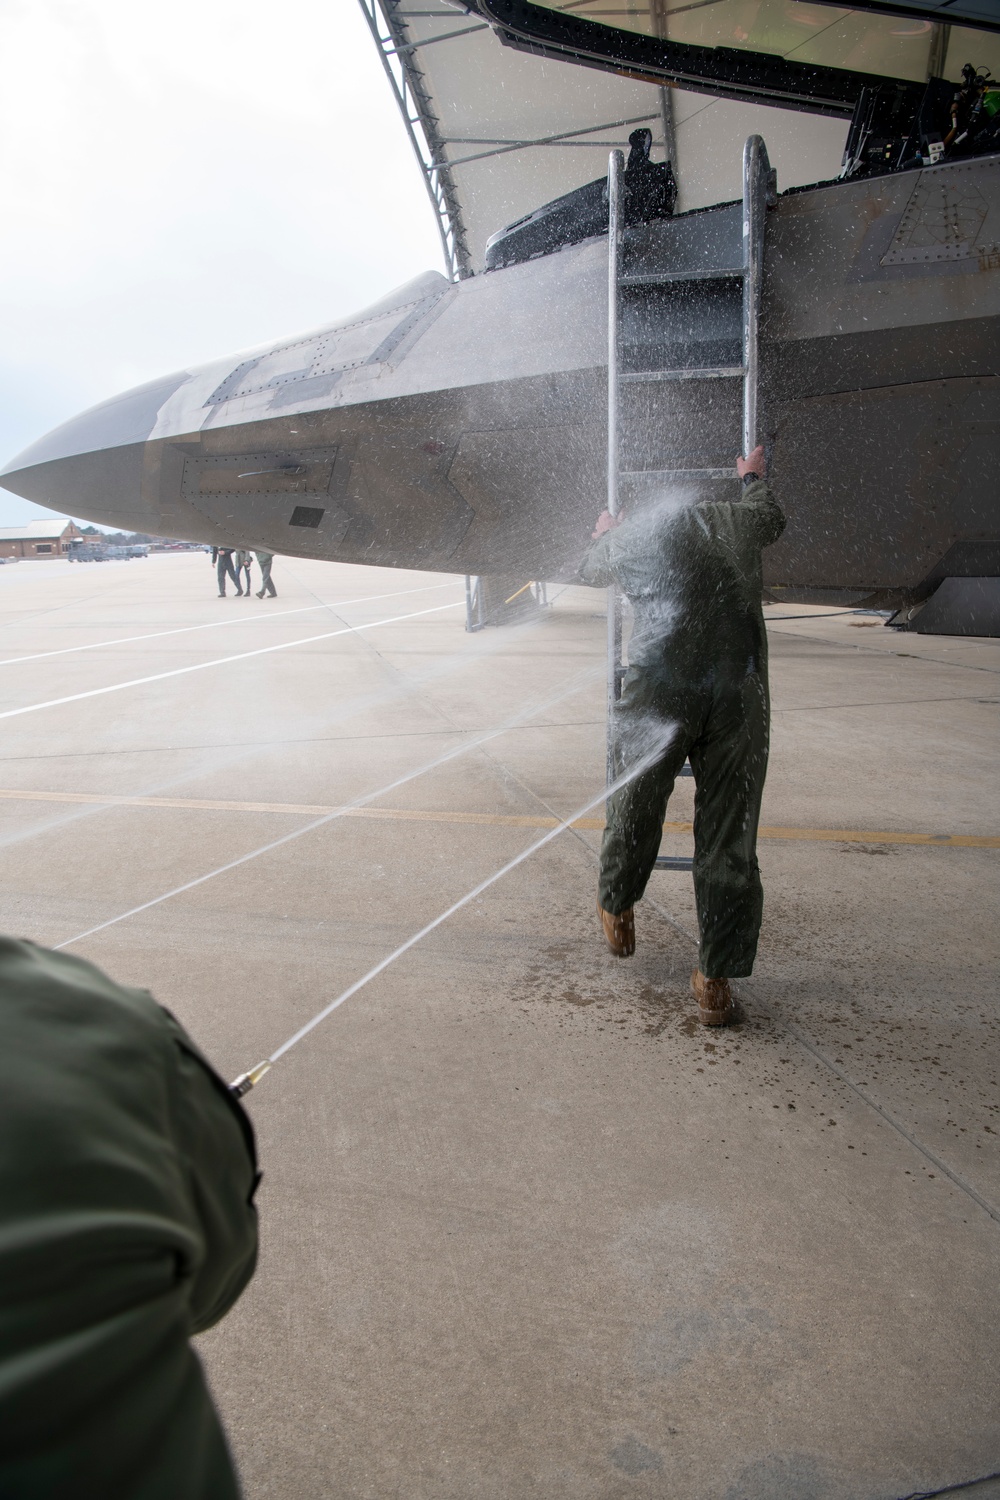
[0,936,259,1500]
[579,478,786,978]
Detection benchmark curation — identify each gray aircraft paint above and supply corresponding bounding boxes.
[2,156,998,605]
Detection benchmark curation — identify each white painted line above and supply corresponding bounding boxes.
[265,738,671,1068]
[0,581,453,668]
[0,598,561,857]
[0,599,464,723]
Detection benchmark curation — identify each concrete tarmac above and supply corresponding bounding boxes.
[0,551,997,1500]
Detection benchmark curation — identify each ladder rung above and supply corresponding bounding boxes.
[654,855,694,871]
[620,366,743,383]
[620,268,744,285]
[620,467,738,480]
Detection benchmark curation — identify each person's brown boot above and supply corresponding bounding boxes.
[598,903,635,957]
[691,969,736,1026]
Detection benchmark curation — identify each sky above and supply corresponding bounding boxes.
[0,0,444,526]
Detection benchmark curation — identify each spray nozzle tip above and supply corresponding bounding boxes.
[230,1060,271,1098]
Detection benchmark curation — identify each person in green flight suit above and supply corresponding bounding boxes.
[0,935,259,1500]
[579,446,786,1026]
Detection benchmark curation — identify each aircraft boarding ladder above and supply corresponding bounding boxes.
[606,135,776,872]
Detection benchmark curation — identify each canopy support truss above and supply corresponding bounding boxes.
[432,111,664,168]
[358,0,474,280]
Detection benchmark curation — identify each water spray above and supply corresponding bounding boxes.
[54,664,601,952]
[0,580,456,671]
[0,584,560,858]
[0,599,464,725]
[229,733,674,1098]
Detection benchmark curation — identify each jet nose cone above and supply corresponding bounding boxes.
[0,370,189,526]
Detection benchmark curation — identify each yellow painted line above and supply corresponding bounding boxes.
[0,787,997,847]
[755,825,1000,847]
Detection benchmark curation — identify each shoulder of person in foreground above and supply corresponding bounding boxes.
[0,934,259,1333]
[159,1003,260,1331]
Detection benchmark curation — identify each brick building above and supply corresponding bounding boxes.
[0,520,84,559]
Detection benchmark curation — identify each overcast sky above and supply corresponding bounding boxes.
[0,0,444,526]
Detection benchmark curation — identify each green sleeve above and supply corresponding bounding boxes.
[162,1015,259,1334]
[577,531,616,587]
[739,479,786,548]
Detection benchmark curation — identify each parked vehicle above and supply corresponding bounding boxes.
[67,541,110,562]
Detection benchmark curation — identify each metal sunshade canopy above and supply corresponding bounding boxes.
[359,0,1000,276]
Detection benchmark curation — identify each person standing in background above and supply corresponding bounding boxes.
[254,551,277,598]
[233,549,253,598]
[211,546,240,597]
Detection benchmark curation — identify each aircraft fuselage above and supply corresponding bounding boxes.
[3,154,999,606]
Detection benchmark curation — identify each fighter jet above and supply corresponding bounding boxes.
[2,0,999,620]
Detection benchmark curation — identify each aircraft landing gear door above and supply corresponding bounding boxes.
[605,135,776,866]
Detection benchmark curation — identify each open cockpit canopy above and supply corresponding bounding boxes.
[360,0,1000,274]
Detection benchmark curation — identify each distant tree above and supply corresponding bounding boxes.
[102,530,158,546]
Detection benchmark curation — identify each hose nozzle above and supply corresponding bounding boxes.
[230,1060,271,1098]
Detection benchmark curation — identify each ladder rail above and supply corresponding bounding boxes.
[606,149,625,790]
[607,149,624,527]
[742,134,777,458]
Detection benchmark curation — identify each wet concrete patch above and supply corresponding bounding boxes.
[723,1451,852,1500]
[609,1437,663,1476]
